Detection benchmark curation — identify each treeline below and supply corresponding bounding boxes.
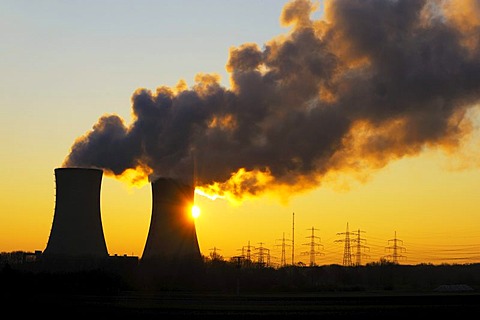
[1,251,479,295]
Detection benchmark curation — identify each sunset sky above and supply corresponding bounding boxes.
[1,0,479,266]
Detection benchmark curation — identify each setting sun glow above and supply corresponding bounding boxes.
[191,205,201,219]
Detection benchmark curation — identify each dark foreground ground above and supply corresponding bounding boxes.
[7,291,480,318]
[3,260,480,317]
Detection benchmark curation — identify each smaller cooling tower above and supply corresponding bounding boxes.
[141,178,201,264]
[43,168,108,260]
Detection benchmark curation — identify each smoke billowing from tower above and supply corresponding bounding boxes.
[62,0,480,202]
[141,178,201,263]
[43,168,109,260]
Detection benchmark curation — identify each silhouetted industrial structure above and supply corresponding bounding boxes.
[275,232,291,267]
[385,231,407,264]
[302,227,324,266]
[40,169,203,278]
[141,177,201,261]
[352,228,369,266]
[292,212,295,265]
[44,168,108,258]
[42,168,109,270]
[335,223,353,266]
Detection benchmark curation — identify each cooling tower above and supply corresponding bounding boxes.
[141,177,201,263]
[43,168,108,260]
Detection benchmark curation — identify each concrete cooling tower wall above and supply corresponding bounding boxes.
[43,168,108,259]
[141,177,201,263]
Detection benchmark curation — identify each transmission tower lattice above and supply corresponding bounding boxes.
[209,246,222,260]
[335,222,354,266]
[255,242,270,266]
[238,240,253,261]
[302,227,324,266]
[275,232,291,267]
[352,228,369,266]
[385,231,406,264]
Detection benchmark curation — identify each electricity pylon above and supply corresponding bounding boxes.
[335,222,353,266]
[275,232,291,267]
[351,228,369,266]
[385,231,406,264]
[255,242,270,266]
[302,227,324,266]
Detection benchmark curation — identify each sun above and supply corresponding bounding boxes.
[191,205,201,219]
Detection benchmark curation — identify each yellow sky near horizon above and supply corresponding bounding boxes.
[4,136,478,266]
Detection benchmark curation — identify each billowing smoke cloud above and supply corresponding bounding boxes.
[63,0,480,201]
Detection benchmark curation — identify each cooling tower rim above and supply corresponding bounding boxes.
[55,167,103,173]
[151,176,193,187]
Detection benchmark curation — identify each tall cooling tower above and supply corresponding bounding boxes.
[43,168,108,259]
[141,177,201,264]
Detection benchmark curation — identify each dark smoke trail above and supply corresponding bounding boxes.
[63,0,480,201]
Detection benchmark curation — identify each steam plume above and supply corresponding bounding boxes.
[63,0,480,201]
